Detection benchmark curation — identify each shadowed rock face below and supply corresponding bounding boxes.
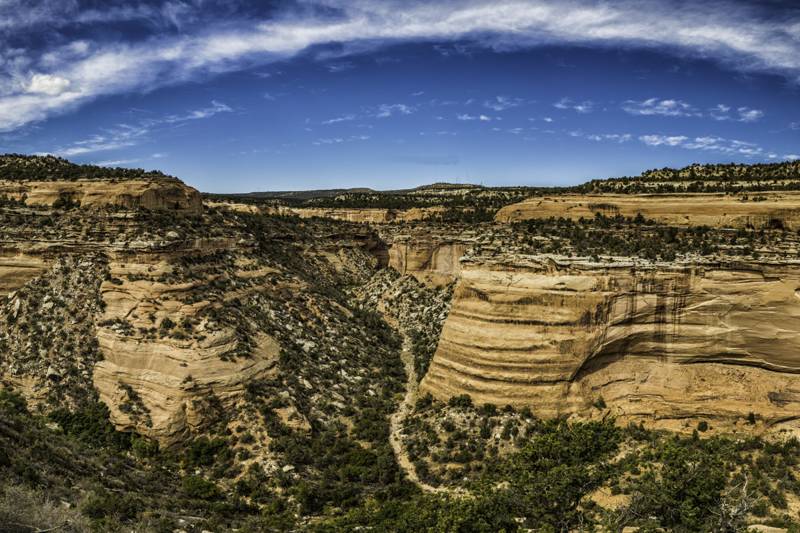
[495,192,800,230]
[420,258,800,433]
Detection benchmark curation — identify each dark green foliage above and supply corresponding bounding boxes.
[184,437,229,468]
[620,436,729,531]
[315,490,520,532]
[82,489,142,520]
[182,476,222,500]
[447,394,473,409]
[49,401,132,450]
[498,419,621,530]
[513,213,790,261]
[0,153,174,182]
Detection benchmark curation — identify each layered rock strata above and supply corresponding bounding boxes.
[495,192,800,230]
[420,256,800,433]
[0,177,202,214]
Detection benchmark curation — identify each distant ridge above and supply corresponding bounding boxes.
[211,182,482,201]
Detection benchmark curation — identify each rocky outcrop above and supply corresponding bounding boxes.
[0,254,49,297]
[92,259,280,445]
[276,206,448,223]
[388,239,466,287]
[495,192,800,230]
[0,178,202,214]
[420,256,800,434]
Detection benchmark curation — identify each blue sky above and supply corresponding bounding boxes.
[0,0,798,192]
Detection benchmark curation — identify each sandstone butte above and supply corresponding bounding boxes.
[494,191,800,230]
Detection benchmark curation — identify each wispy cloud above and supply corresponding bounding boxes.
[47,101,231,157]
[624,98,764,122]
[622,98,699,117]
[587,133,632,143]
[457,113,492,121]
[709,104,764,122]
[640,134,689,147]
[639,133,778,157]
[484,96,523,111]
[554,98,593,113]
[94,158,141,167]
[3,0,799,131]
[312,134,370,146]
[375,103,413,118]
[322,114,357,125]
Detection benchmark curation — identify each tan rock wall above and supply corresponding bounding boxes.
[92,261,279,446]
[495,192,800,230]
[0,253,49,297]
[0,178,202,214]
[388,240,466,287]
[420,259,800,433]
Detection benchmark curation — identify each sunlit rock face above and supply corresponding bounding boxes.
[495,192,800,230]
[420,256,800,433]
[0,178,202,214]
[388,239,467,287]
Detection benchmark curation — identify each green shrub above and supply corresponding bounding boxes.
[182,476,221,500]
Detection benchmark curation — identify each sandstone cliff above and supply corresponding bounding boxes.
[495,192,800,230]
[0,177,202,214]
[420,256,800,434]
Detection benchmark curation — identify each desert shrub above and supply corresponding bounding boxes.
[448,394,473,409]
[182,476,222,500]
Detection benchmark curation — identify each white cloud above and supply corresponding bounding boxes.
[639,133,776,157]
[27,73,71,95]
[554,97,593,113]
[640,134,689,146]
[710,104,764,122]
[375,103,413,118]
[322,114,356,125]
[622,98,698,117]
[94,158,140,167]
[736,107,764,122]
[48,101,231,157]
[312,134,370,145]
[587,133,632,143]
[3,0,800,131]
[457,113,493,121]
[484,95,523,111]
[785,154,800,161]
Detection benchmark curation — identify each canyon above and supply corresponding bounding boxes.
[4,157,800,530]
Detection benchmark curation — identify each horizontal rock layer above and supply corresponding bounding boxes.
[495,192,800,230]
[420,258,800,433]
[0,178,202,214]
[388,240,466,287]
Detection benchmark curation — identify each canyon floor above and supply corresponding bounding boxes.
[3,156,800,531]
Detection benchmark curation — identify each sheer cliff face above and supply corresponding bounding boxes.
[387,240,466,287]
[495,192,800,230]
[420,259,800,432]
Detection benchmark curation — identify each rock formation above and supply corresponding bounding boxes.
[420,255,800,433]
[495,192,800,230]
[0,177,202,214]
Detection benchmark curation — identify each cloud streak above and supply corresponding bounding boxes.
[2,0,800,131]
[46,101,232,157]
